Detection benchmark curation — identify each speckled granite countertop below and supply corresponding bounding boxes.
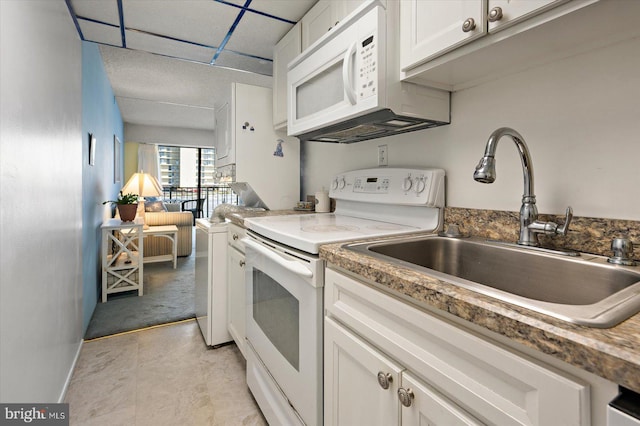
[320,238,640,394]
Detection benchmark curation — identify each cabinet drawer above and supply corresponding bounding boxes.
[325,268,590,426]
[227,223,246,253]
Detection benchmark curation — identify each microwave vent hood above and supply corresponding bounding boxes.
[297,109,448,144]
[287,1,451,144]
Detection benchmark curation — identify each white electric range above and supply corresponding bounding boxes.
[242,167,445,426]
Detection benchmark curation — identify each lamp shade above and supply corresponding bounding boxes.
[121,172,163,197]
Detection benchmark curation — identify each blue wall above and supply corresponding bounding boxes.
[82,42,124,332]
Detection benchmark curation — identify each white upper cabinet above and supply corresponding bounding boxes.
[273,23,301,130]
[214,102,232,167]
[301,0,364,50]
[487,0,568,33]
[400,0,488,72]
[398,0,640,92]
[302,0,338,50]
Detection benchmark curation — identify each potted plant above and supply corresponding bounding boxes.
[103,191,139,222]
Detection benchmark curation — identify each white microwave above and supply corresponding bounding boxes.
[287,1,450,144]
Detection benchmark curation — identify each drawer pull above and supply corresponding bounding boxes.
[377,372,393,390]
[462,17,476,32]
[232,233,239,240]
[398,387,415,407]
[488,6,503,22]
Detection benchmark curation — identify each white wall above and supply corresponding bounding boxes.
[302,36,640,221]
[0,0,83,402]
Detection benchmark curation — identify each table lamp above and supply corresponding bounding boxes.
[121,171,163,229]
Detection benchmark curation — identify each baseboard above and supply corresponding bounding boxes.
[58,339,83,403]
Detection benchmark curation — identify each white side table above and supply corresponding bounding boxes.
[141,225,178,269]
[101,219,144,302]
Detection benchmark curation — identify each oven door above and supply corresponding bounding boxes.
[243,235,323,426]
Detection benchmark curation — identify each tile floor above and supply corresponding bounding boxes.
[65,319,267,426]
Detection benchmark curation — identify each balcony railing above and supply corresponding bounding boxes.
[161,185,238,219]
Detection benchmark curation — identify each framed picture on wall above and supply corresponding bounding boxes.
[89,133,96,166]
[114,135,121,183]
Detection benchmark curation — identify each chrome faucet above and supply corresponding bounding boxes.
[474,127,573,247]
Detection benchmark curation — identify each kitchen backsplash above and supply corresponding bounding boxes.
[445,207,640,261]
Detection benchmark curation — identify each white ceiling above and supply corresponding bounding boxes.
[67,0,318,131]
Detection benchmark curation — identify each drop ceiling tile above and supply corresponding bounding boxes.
[215,51,273,76]
[225,12,292,60]
[123,0,238,48]
[71,0,120,25]
[126,29,215,64]
[79,19,122,47]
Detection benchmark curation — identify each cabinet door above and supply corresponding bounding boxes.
[301,0,335,50]
[273,23,301,130]
[487,0,568,33]
[400,372,483,426]
[214,103,232,167]
[400,0,486,71]
[325,317,402,426]
[227,245,246,357]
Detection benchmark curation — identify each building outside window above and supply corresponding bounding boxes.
[157,145,236,218]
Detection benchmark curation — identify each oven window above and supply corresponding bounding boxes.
[252,269,300,371]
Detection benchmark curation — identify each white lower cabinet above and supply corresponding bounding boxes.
[325,316,402,426]
[227,223,246,357]
[325,316,482,426]
[324,267,591,426]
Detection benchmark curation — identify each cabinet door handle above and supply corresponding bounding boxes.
[488,6,503,22]
[239,260,245,267]
[233,233,239,240]
[377,372,393,390]
[462,17,476,32]
[398,387,415,407]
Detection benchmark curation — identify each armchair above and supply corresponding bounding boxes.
[181,198,205,225]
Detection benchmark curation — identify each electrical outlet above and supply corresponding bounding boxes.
[378,144,388,166]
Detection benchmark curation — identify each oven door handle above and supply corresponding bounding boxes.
[243,238,313,278]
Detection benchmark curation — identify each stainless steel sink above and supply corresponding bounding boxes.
[344,235,640,328]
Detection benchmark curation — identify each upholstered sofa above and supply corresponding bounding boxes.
[143,203,193,257]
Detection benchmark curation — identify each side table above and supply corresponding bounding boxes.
[101,218,144,302]
[141,225,178,269]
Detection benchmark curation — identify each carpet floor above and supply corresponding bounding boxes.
[85,252,195,340]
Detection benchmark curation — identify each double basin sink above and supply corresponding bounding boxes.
[344,235,640,328]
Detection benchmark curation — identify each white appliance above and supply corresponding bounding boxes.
[242,167,445,426]
[195,219,232,347]
[215,82,300,209]
[287,0,450,143]
[609,387,640,426]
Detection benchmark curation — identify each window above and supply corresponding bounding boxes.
[157,145,237,218]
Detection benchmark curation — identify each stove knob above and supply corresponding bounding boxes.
[338,178,346,190]
[331,179,339,190]
[402,177,412,191]
[414,177,426,194]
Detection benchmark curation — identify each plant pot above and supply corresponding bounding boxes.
[117,204,138,222]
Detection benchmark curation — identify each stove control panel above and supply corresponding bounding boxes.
[330,168,445,207]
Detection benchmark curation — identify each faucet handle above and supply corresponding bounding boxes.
[555,206,573,236]
[527,206,573,237]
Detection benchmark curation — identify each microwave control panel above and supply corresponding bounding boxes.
[358,34,377,100]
